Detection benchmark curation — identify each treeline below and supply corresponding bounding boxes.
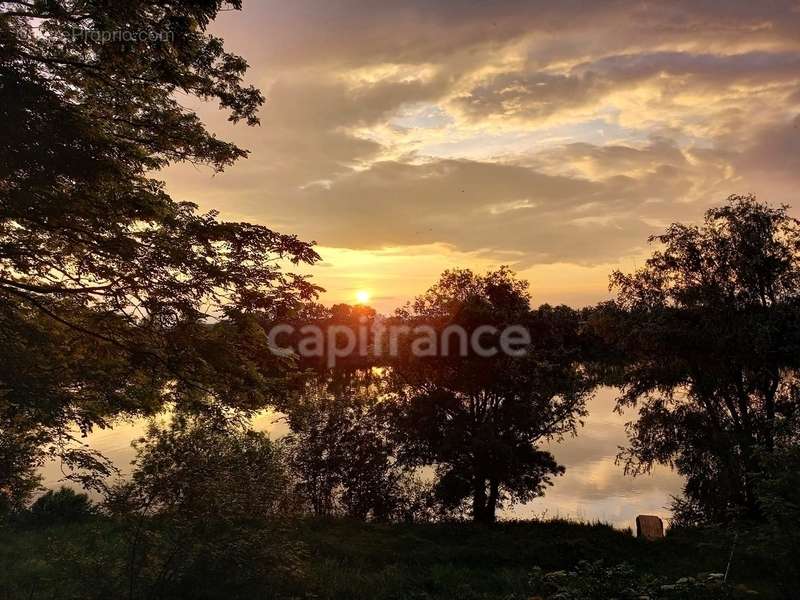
[6,196,800,535]
[230,195,800,529]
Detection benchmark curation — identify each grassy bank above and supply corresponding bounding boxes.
[0,517,776,599]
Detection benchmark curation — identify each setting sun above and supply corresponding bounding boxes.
[355,290,371,304]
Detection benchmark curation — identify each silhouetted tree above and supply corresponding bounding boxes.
[0,1,319,484]
[751,445,800,595]
[284,367,404,520]
[286,302,380,370]
[29,486,95,524]
[594,195,800,522]
[391,268,590,523]
[106,412,298,598]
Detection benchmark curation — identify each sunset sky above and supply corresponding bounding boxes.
[159,1,800,312]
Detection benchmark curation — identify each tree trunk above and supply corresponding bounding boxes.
[764,376,778,452]
[472,477,487,523]
[486,479,500,524]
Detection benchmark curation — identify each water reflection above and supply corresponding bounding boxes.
[40,387,682,530]
[510,387,682,528]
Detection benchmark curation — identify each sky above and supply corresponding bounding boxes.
[160,0,800,312]
[45,1,800,527]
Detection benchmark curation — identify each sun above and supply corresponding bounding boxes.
[355,290,371,304]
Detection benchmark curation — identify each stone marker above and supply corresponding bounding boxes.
[636,515,664,540]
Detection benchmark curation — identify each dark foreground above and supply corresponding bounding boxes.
[0,517,780,599]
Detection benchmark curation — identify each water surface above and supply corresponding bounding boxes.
[40,387,681,530]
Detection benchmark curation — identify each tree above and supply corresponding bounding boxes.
[751,445,800,595]
[283,366,404,520]
[391,268,590,523]
[594,195,800,522]
[0,1,319,485]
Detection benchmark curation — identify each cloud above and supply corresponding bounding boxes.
[217,1,800,69]
[451,50,800,130]
[155,0,800,296]
[252,140,737,266]
[738,114,800,176]
[165,133,740,267]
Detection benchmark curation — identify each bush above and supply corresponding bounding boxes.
[106,413,293,521]
[529,561,751,599]
[28,487,95,525]
[749,445,800,598]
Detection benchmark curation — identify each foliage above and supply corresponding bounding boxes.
[747,444,800,597]
[283,367,408,520]
[103,412,303,599]
[28,486,95,525]
[0,516,305,600]
[529,561,749,599]
[285,302,381,370]
[0,415,42,514]
[0,517,777,600]
[391,268,591,522]
[108,412,292,521]
[391,473,440,523]
[0,0,319,487]
[594,195,800,521]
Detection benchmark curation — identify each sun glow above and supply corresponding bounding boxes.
[355,289,371,304]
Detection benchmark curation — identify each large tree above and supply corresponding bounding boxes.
[391,268,590,523]
[594,195,800,522]
[0,1,319,500]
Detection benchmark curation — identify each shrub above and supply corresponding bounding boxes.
[529,561,750,599]
[29,487,95,525]
[749,445,800,598]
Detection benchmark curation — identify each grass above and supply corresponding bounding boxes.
[0,516,778,599]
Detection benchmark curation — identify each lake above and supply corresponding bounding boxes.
[39,387,681,530]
